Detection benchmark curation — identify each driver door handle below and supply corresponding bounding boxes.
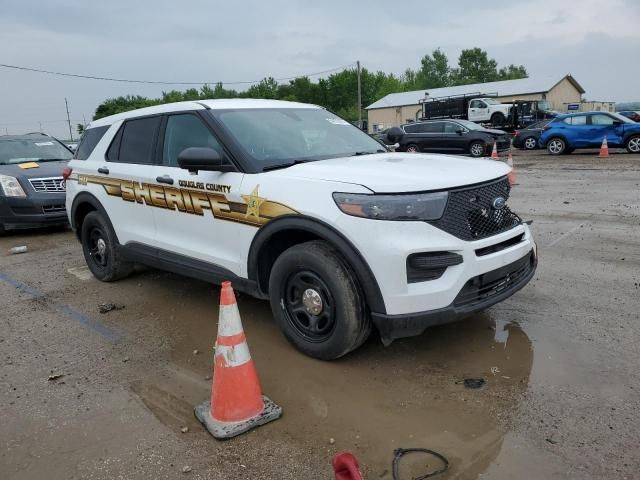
[97,167,109,175]
[156,175,174,185]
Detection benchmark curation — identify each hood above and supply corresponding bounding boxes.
[479,127,509,136]
[275,153,510,193]
[0,160,69,180]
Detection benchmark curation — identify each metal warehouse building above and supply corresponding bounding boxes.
[366,74,586,133]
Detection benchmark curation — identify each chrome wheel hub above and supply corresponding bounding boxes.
[96,238,106,257]
[302,288,323,315]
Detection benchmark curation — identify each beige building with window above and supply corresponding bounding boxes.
[366,74,586,133]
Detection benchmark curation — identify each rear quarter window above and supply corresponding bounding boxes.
[74,126,109,160]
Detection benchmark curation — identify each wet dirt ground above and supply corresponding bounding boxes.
[1,149,639,479]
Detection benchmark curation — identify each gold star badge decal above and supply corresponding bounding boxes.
[242,185,265,219]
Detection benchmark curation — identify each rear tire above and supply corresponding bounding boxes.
[469,141,486,158]
[626,135,640,153]
[268,240,371,360]
[523,136,538,150]
[546,137,566,155]
[81,211,133,282]
[405,144,419,153]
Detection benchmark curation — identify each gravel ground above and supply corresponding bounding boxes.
[1,148,638,479]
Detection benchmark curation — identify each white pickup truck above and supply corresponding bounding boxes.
[467,98,512,125]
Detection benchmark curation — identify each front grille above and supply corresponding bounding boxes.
[454,251,534,308]
[428,177,521,241]
[29,177,66,193]
[475,233,524,256]
[42,204,66,213]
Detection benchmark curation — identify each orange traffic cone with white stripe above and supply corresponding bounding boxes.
[598,137,609,158]
[194,281,282,439]
[507,150,516,186]
[490,142,499,160]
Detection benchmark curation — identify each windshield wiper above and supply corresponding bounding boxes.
[350,149,386,156]
[262,159,311,172]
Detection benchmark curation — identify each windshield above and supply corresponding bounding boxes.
[537,100,551,111]
[454,119,484,130]
[483,98,500,105]
[210,108,385,169]
[0,137,73,165]
[610,112,634,124]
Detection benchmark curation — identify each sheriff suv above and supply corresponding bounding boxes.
[66,99,537,360]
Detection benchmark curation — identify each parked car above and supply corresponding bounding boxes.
[0,133,73,233]
[66,99,536,359]
[387,119,511,157]
[540,112,640,155]
[512,120,552,150]
[618,111,640,122]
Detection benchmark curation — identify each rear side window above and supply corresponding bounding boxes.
[562,116,586,126]
[591,114,615,126]
[74,126,109,160]
[107,116,161,164]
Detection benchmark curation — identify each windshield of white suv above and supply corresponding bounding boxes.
[210,108,385,170]
[483,98,500,105]
[0,137,73,165]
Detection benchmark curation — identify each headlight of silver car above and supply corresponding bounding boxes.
[333,191,448,221]
[0,175,27,197]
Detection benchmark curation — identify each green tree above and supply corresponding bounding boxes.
[452,48,499,84]
[76,123,84,135]
[417,48,450,88]
[498,64,528,80]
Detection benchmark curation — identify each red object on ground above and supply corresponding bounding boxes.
[333,453,364,480]
[507,150,516,186]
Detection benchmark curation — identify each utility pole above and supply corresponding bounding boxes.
[356,60,362,130]
[65,97,73,141]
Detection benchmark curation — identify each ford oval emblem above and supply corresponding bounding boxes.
[492,197,506,210]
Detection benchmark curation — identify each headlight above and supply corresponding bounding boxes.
[333,191,448,221]
[0,175,26,197]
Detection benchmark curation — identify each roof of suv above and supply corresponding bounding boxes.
[89,99,322,128]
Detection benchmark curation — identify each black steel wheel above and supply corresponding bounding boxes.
[283,270,336,342]
[268,240,370,360]
[81,211,133,282]
[406,144,419,153]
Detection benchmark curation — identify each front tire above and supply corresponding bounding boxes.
[268,240,371,360]
[491,112,506,126]
[626,135,640,153]
[405,144,419,153]
[469,141,486,158]
[547,137,566,155]
[81,211,133,282]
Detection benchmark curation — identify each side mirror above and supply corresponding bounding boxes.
[612,120,623,127]
[456,128,464,135]
[177,147,235,173]
[386,127,404,143]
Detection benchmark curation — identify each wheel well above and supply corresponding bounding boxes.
[255,228,321,295]
[248,217,387,314]
[72,201,97,240]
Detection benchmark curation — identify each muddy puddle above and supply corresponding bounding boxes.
[115,270,533,479]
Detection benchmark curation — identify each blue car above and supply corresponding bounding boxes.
[540,111,640,155]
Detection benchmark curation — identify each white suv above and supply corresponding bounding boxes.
[66,99,536,359]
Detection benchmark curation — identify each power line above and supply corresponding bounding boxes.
[0,62,357,86]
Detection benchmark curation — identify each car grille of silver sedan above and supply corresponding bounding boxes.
[29,177,66,193]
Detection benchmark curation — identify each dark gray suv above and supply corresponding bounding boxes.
[0,133,73,233]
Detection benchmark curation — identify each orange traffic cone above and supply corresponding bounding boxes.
[598,137,609,158]
[194,281,282,439]
[490,142,499,160]
[507,150,516,186]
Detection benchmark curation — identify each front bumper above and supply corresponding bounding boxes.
[0,194,68,230]
[371,249,537,344]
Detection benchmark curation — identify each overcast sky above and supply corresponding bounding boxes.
[1,0,638,139]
